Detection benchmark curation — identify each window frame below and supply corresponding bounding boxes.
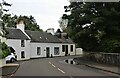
[21,51,25,58]
[37,47,41,55]
[54,47,59,55]
[62,45,65,52]
[70,45,73,52]
[21,40,25,47]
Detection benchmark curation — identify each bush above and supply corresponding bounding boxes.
[0,42,11,58]
[99,39,120,53]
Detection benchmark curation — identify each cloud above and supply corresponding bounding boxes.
[7,0,70,31]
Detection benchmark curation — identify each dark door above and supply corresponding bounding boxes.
[65,45,68,56]
[46,47,50,58]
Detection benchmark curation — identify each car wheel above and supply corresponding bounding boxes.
[10,58,15,63]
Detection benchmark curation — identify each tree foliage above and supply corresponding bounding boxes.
[63,2,120,53]
[2,14,43,31]
[0,42,11,58]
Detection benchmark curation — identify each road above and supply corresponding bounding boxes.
[12,56,118,77]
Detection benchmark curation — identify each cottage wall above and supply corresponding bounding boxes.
[30,43,76,58]
[6,39,30,60]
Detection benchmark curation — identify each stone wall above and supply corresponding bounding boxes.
[0,59,6,67]
[83,52,120,66]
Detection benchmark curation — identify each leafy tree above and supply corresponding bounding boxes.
[58,17,68,31]
[0,42,11,58]
[2,14,43,31]
[62,2,120,52]
[18,15,43,31]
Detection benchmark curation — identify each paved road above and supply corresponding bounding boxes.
[13,56,118,76]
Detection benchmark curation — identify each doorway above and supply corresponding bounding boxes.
[65,45,68,56]
[46,47,50,58]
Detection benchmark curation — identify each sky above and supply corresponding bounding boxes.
[5,0,70,31]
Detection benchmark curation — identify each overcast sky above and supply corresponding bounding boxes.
[5,0,70,31]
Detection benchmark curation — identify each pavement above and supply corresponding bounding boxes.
[0,63,20,76]
[73,57,120,75]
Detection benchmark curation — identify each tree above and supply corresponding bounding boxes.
[63,2,120,52]
[18,15,43,31]
[0,0,11,28]
[2,14,43,31]
[58,17,68,31]
[0,42,11,58]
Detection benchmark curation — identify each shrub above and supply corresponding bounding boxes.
[0,42,11,58]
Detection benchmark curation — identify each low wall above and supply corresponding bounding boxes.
[83,52,120,66]
[76,48,83,55]
[0,59,6,67]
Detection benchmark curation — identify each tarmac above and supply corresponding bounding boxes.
[0,57,120,77]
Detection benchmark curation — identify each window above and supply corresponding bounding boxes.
[70,45,73,52]
[37,47,41,55]
[54,47,59,55]
[62,45,65,52]
[21,40,25,47]
[21,51,25,58]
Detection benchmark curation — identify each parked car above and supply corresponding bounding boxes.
[5,53,17,63]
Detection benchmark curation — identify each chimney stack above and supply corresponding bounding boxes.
[16,19,25,32]
[46,28,55,35]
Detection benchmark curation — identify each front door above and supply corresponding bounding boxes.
[65,45,68,56]
[46,47,50,58]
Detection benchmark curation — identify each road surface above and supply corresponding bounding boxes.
[12,56,118,77]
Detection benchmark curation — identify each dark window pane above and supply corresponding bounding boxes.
[21,40,25,47]
[21,51,25,58]
[54,47,59,55]
[37,47,41,55]
[71,45,73,52]
[62,45,65,52]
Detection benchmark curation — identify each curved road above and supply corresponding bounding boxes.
[13,56,118,77]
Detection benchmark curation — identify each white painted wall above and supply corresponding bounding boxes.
[30,43,63,58]
[6,39,30,60]
[30,43,76,58]
[60,43,76,56]
[0,36,6,43]
[76,48,83,55]
[68,44,76,55]
[0,59,6,67]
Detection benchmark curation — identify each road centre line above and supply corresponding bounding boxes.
[49,61,65,74]
[49,62,51,64]
[57,68,65,74]
[10,74,13,76]
[51,64,56,68]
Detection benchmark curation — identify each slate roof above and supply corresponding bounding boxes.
[6,28,30,40]
[59,37,74,44]
[25,30,61,43]
[25,30,74,44]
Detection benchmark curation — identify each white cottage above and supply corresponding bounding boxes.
[5,20,31,60]
[25,30,76,58]
[5,20,76,60]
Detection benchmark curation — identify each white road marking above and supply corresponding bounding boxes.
[49,62,51,64]
[51,64,56,68]
[57,68,65,74]
[10,74,13,76]
[49,61,65,74]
